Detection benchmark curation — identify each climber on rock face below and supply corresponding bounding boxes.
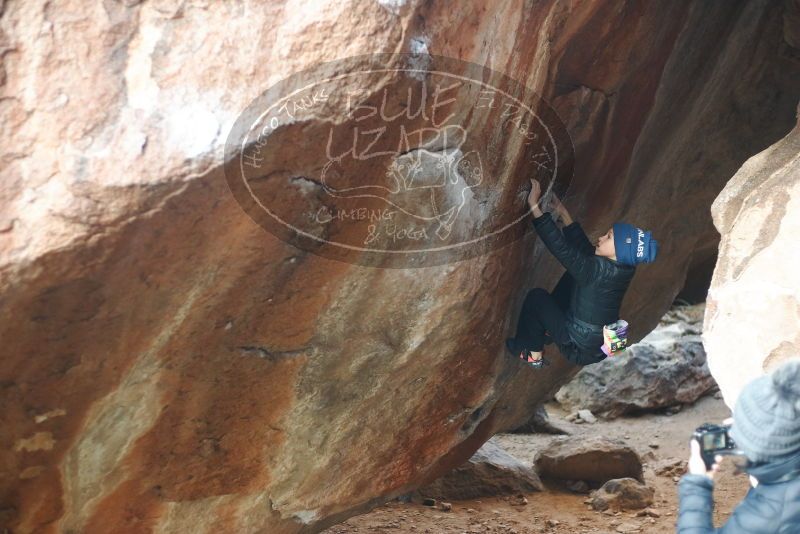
[505,178,659,368]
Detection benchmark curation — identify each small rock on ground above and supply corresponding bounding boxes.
[591,478,655,512]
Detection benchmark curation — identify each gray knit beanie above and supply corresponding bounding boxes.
[729,359,800,463]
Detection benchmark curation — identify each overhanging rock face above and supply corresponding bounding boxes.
[1,1,798,533]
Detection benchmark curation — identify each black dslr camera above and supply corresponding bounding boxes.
[693,423,739,469]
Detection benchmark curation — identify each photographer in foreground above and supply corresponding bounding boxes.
[677,359,800,533]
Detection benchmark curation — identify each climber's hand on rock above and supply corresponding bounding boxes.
[688,438,721,480]
[528,179,543,215]
[550,194,563,213]
[550,194,573,225]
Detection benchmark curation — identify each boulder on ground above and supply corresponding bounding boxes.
[419,439,543,500]
[556,304,717,418]
[534,436,643,484]
[704,103,800,406]
[590,478,655,511]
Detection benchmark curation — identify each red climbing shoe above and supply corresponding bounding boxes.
[524,351,550,368]
[506,338,550,368]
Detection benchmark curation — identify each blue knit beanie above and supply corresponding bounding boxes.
[613,222,658,265]
[729,360,800,463]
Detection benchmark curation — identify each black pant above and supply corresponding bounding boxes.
[514,273,574,352]
[513,273,607,366]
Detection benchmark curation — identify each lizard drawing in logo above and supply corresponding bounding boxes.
[319,124,484,241]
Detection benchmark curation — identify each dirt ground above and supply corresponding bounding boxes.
[323,395,749,534]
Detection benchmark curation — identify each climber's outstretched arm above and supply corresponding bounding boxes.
[551,194,595,256]
[563,222,596,256]
[532,212,599,284]
[528,180,598,284]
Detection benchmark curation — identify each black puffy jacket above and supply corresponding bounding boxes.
[677,452,800,533]
[532,212,636,351]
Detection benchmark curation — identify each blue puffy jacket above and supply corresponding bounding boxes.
[677,452,800,533]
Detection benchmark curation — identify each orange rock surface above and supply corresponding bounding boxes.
[1,1,798,533]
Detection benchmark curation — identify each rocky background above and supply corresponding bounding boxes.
[2,1,799,534]
[322,303,761,534]
[556,304,716,419]
[330,393,736,534]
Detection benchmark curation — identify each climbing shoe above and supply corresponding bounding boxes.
[506,338,550,368]
[523,351,550,368]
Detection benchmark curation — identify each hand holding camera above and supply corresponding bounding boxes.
[689,439,722,479]
[689,420,742,478]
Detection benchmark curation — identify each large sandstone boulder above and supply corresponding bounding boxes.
[534,437,644,484]
[556,304,717,418]
[1,1,798,533]
[704,103,800,406]
[419,439,543,501]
